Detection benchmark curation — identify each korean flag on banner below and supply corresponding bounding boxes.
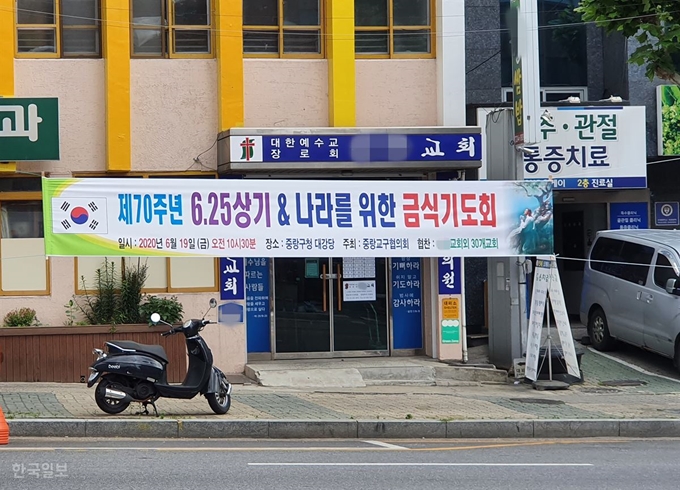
[51,197,109,234]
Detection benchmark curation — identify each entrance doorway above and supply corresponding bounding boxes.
[273,257,389,357]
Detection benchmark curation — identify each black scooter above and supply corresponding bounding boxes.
[87,298,232,416]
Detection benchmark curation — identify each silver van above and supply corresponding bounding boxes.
[580,230,680,366]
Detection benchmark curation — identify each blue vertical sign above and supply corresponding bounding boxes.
[391,258,422,349]
[609,203,649,230]
[655,202,680,227]
[219,257,245,301]
[438,257,462,295]
[246,258,271,353]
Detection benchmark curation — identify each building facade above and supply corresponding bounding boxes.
[0,0,474,373]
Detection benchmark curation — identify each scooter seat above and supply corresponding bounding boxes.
[107,341,169,363]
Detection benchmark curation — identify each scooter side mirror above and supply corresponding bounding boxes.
[150,313,161,324]
[209,298,217,309]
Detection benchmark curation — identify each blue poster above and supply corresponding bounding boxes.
[219,257,245,301]
[246,258,270,353]
[655,202,680,227]
[609,202,648,230]
[438,257,462,295]
[391,258,422,350]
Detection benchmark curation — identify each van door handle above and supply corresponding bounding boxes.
[636,292,642,300]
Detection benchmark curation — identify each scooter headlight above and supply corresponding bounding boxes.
[183,320,192,328]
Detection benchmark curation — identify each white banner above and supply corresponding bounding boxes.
[43,178,555,258]
[477,106,647,190]
[524,256,581,381]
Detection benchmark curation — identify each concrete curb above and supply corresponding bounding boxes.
[7,418,680,439]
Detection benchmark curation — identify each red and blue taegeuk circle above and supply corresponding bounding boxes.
[70,206,89,225]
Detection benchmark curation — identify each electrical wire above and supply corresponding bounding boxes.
[2,4,679,39]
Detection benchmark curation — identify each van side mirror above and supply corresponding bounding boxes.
[666,278,680,296]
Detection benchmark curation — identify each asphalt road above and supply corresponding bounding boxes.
[1,438,678,490]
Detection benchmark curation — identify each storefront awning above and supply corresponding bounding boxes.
[217,127,483,174]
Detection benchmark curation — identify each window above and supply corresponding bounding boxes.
[73,172,218,294]
[500,0,587,87]
[243,0,322,56]
[591,237,654,285]
[16,0,101,57]
[0,182,49,294]
[654,253,680,290]
[355,0,433,57]
[131,0,213,57]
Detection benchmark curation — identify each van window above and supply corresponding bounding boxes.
[590,237,654,285]
[654,253,680,289]
[619,242,654,285]
[590,237,625,277]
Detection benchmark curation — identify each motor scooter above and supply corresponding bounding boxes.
[87,298,232,416]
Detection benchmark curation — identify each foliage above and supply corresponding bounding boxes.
[576,0,680,84]
[139,295,184,325]
[76,259,120,325]
[75,258,152,325]
[3,307,39,327]
[118,258,149,325]
[659,85,680,155]
[64,299,76,326]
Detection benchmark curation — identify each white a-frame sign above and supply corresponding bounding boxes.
[524,255,581,381]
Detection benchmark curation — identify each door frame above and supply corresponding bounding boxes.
[271,257,392,359]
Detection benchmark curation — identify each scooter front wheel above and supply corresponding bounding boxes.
[95,377,131,415]
[207,384,231,415]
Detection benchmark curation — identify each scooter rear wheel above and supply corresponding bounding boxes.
[95,377,131,414]
[207,382,231,415]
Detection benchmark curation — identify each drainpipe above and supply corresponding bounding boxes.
[461,258,468,363]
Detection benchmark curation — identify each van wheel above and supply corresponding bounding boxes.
[588,308,615,351]
[674,341,680,373]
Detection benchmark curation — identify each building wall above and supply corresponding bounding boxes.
[244,60,329,127]
[356,60,438,127]
[465,0,501,105]
[14,60,107,174]
[131,60,219,172]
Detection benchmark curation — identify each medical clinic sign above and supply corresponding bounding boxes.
[0,98,59,161]
[521,106,647,190]
[42,178,554,258]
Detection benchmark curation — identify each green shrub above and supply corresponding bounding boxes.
[4,308,39,327]
[140,296,184,325]
[74,258,154,325]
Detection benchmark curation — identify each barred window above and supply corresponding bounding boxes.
[243,0,322,57]
[16,0,101,57]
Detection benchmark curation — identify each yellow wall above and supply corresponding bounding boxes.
[326,0,356,127]
[103,0,131,172]
[216,0,244,130]
[0,0,16,171]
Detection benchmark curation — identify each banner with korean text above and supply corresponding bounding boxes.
[42,178,554,258]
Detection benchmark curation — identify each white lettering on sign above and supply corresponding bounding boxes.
[0,104,42,142]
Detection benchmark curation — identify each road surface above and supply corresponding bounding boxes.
[0,437,676,490]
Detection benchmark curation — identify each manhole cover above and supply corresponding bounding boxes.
[600,380,647,387]
[509,398,565,405]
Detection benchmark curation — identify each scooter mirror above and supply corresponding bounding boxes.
[150,313,161,324]
[209,298,217,308]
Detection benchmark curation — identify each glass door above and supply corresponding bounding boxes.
[273,257,389,356]
[332,258,389,353]
[274,257,331,353]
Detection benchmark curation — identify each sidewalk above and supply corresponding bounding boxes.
[3,344,680,439]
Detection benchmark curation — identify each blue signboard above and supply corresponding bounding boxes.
[219,257,245,301]
[391,258,423,350]
[655,202,680,227]
[231,133,482,164]
[610,203,648,230]
[527,177,647,190]
[246,258,271,353]
[438,257,462,295]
